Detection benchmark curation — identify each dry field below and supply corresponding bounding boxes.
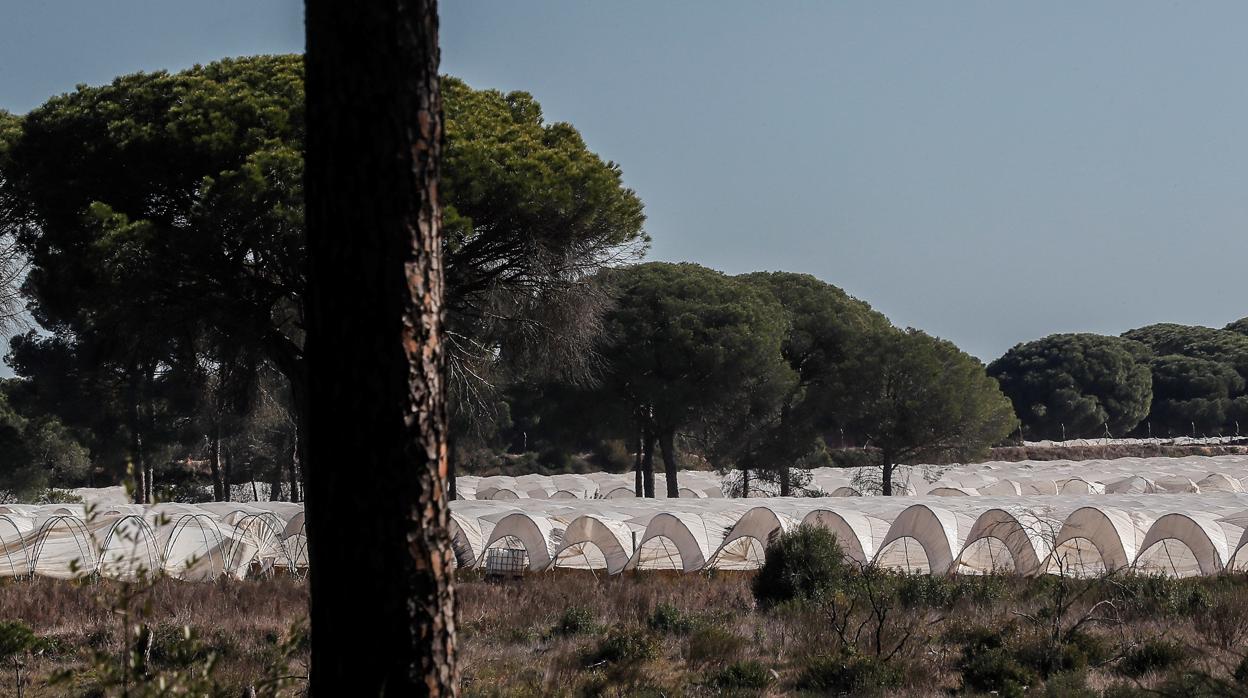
[1,569,1247,696]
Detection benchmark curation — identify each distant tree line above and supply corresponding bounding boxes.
[0,55,1239,502]
[989,321,1248,441]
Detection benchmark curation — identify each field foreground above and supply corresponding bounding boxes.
[1,570,1248,696]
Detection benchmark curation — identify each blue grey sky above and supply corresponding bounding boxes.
[2,1,1247,362]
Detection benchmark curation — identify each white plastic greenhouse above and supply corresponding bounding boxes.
[449,455,1248,578]
[0,500,307,581]
[9,454,1248,580]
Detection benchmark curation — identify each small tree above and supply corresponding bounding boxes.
[0,621,43,698]
[753,525,848,607]
[836,329,1017,495]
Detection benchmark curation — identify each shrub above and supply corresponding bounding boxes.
[798,650,901,695]
[707,660,772,690]
[1194,590,1248,649]
[591,627,661,664]
[0,621,40,662]
[34,488,83,505]
[555,606,598,636]
[1013,631,1113,677]
[685,624,746,666]
[897,574,960,608]
[1114,574,1212,618]
[753,525,847,607]
[648,603,694,635]
[960,647,1037,697]
[1118,638,1188,678]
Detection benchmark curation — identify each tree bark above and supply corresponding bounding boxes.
[305,0,458,694]
[288,429,302,503]
[209,425,224,502]
[633,432,642,498]
[659,428,680,498]
[268,471,283,502]
[142,366,156,504]
[222,445,233,502]
[881,452,894,496]
[641,430,656,498]
[779,464,791,497]
[126,373,147,504]
[741,468,750,498]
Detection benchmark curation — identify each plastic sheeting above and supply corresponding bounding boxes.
[456,454,1248,501]
[454,494,1248,577]
[0,503,306,581]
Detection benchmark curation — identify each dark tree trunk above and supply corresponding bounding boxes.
[209,424,224,502]
[222,444,233,502]
[741,468,750,498]
[641,429,656,498]
[881,453,894,496]
[659,428,680,498]
[633,432,642,497]
[126,373,147,504]
[269,471,283,502]
[305,0,458,693]
[779,464,791,497]
[141,363,157,504]
[288,429,302,503]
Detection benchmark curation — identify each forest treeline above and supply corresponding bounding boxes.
[0,55,1242,502]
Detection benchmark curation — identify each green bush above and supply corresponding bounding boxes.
[753,525,847,607]
[591,627,661,664]
[555,606,598,636]
[647,603,695,635]
[707,660,772,690]
[1114,575,1212,618]
[0,620,41,661]
[960,647,1037,697]
[1118,638,1188,678]
[1013,631,1113,677]
[798,650,901,694]
[897,574,960,608]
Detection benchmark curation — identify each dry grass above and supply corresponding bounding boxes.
[2,571,1248,695]
[0,576,308,696]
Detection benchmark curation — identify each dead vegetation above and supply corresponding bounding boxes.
[2,569,1248,695]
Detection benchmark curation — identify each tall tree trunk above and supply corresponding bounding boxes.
[209,424,224,502]
[140,362,157,504]
[779,464,791,497]
[741,468,750,498]
[641,430,656,498]
[881,452,894,496]
[289,429,302,502]
[126,373,147,504]
[633,431,642,497]
[269,470,283,502]
[222,444,233,502]
[659,428,680,498]
[305,0,458,693]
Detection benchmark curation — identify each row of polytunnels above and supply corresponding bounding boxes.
[450,493,1248,578]
[0,502,306,581]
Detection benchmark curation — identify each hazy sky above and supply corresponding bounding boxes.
[2,1,1247,362]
